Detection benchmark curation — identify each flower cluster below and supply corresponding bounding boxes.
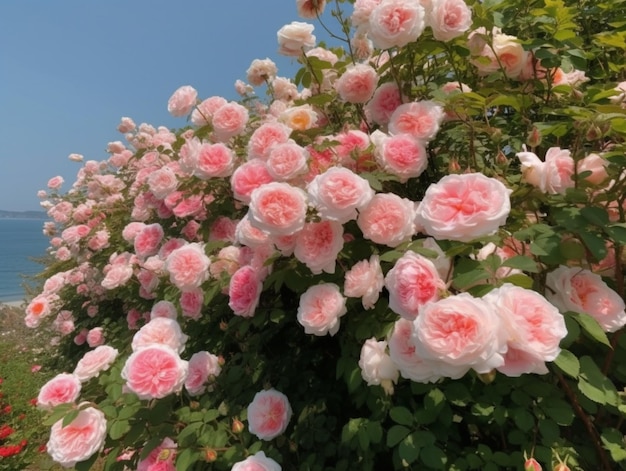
[25,0,626,469]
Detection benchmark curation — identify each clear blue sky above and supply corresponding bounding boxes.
[0,1,320,211]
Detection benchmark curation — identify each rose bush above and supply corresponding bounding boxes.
[25,0,626,469]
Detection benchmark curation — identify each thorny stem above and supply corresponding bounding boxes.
[555,369,614,471]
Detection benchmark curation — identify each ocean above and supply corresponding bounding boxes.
[0,218,50,302]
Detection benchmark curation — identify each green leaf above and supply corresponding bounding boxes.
[109,419,130,440]
[178,421,204,446]
[420,446,447,470]
[387,424,411,447]
[601,429,626,462]
[398,433,420,465]
[501,255,539,273]
[367,420,383,444]
[176,447,199,471]
[580,206,610,227]
[512,408,535,432]
[569,312,611,347]
[390,406,414,426]
[578,356,619,406]
[553,349,580,378]
[452,268,491,290]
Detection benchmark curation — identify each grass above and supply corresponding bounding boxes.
[0,303,104,471]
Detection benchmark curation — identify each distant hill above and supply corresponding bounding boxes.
[0,210,47,220]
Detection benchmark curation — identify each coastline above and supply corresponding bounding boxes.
[0,300,26,308]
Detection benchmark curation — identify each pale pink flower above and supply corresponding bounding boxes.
[121,344,188,400]
[68,153,84,162]
[294,220,344,274]
[297,283,347,336]
[577,153,608,185]
[351,30,374,60]
[25,294,58,328]
[185,351,222,396]
[232,451,281,471]
[210,246,241,279]
[546,266,626,333]
[74,328,88,346]
[352,0,383,28]
[470,28,527,78]
[344,255,385,309]
[335,63,379,104]
[132,317,188,353]
[73,345,119,382]
[553,67,589,87]
[101,263,134,290]
[53,310,75,336]
[524,457,542,471]
[191,95,228,127]
[517,146,575,194]
[388,100,444,141]
[37,373,81,410]
[272,76,299,102]
[117,116,136,133]
[150,300,178,320]
[122,222,146,243]
[359,338,399,394]
[167,85,197,117]
[180,288,203,320]
[357,192,416,247]
[277,21,316,56]
[246,58,278,86]
[248,182,308,236]
[416,173,511,242]
[231,159,274,204]
[413,293,508,378]
[134,223,164,258]
[47,176,64,190]
[47,406,107,468]
[137,437,177,471]
[235,214,271,247]
[388,318,441,383]
[332,130,372,169]
[483,284,567,375]
[147,166,179,200]
[165,242,211,291]
[266,141,309,181]
[296,0,327,18]
[192,141,236,179]
[61,224,91,245]
[228,265,263,317]
[247,389,293,440]
[369,0,426,49]
[86,327,105,348]
[385,251,446,320]
[280,104,319,131]
[375,132,428,181]
[87,229,110,251]
[428,0,472,41]
[307,167,374,223]
[247,121,292,160]
[212,102,249,141]
[365,82,404,126]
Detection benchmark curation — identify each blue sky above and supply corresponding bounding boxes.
[0,1,321,211]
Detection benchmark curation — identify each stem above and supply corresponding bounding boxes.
[555,370,614,471]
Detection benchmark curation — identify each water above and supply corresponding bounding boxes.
[0,219,50,302]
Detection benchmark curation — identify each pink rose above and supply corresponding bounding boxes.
[73,345,119,382]
[546,266,626,333]
[277,21,316,56]
[577,153,608,185]
[412,293,508,378]
[388,100,444,141]
[358,338,399,394]
[231,451,281,471]
[335,63,379,103]
[351,0,384,28]
[101,262,134,291]
[280,104,319,131]
[165,242,211,291]
[247,388,293,440]
[47,175,64,190]
[247,121,292,160]
[483,284,567,376]
[266,141,309,181]
[121,344,188,400]
[248,182,308,236]
[46,406,107,468]
[191,95,227,126]
[388,318,441,383]
[180,288,203,320]
[131,317,188,353]
[25,293,58,328]
[37,373,81,410]
[137,437,177,471]
[231,159,274,204]
[185,351,222,396]
[428,0,473,42]
[385,251,447,320]
[294,220,344,274]
[228,265,263,317]
[212,102,249,141]
[246,58,278,86]
[192,142,235,179]
[134,223,164,258]
[167,85,197,117]
[150,300,178,320]
[375,132,428,181]
[524,457,543,471]
[365,82,402,126]
[147,166,179,199]
[344,255,385,309]
[517,147,575,194]
[357,192,416,247]
[86,327,105,348]
[297,283,347,336]
[369,0,426,49]
[307,167,374,223]
[296,0,327,19]
[416,172,511,242]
